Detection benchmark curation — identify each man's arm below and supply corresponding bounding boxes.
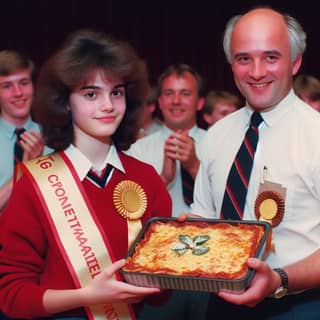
[283,248,320,292]
[218,249,320,307]
[20,130,45,161]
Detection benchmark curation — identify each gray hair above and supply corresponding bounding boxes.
[223,11,306,64]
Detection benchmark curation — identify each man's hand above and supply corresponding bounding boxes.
[161,150,176,185]
[20,130,45,161]
[165,130,199,178]
[218,258,279,307]
[176,213,203,221]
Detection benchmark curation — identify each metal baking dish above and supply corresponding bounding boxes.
[120,217,271,292]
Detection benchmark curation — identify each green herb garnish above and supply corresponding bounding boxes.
[172,234,210,255]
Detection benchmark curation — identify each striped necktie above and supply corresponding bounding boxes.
[14,127,26,165]
[86,164,113,188]
[181,166,194,206]
[220,112,263,220]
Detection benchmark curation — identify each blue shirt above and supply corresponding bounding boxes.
[0,117,52,187]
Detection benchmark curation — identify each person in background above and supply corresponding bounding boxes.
[0,50,51,213]
[127,63,208,320]
[128,63,206,217]
[200,89,241,129]
[293,73,320,111]
[0,29,172,319]
[191,7,320,319]
[137,85,162,139]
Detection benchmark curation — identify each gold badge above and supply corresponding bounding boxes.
[255,190,285,227]
[113,180,147,220]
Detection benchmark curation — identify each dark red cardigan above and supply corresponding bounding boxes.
[0,152,172,318]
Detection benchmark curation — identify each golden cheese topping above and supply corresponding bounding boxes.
[124,221,265,279]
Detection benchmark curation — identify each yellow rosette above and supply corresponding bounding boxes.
[113,180,147,247]
[254,190,285,227]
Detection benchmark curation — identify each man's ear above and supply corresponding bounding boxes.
[292,55,303,76]
[197,97,205,111]
[203,113,213,126]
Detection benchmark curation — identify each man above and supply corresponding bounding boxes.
[201,90,241,129]
[128,63,206,217]
[127,64,208,319]
[293,73,320,111]
[0,50,51,212]
[192,7,320,319]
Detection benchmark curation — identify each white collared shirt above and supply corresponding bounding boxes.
[64,144,125,184]
[192,90,320,268]
[127,125,206,216]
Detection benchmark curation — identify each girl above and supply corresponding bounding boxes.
[0,30,172,319]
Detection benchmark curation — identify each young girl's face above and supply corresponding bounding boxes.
[69,71,126,145]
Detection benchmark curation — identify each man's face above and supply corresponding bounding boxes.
[0,68,34,125]
[205,100,237,126]
[158,72,203,130]
[229,9,301,111]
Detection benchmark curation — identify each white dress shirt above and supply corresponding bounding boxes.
[192,90,320,268]
[64,144,124,182]
[127,125,206,217]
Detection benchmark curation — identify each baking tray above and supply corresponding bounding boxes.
[120,217,271,292]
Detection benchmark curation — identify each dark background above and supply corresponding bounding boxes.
[1,0,318,97]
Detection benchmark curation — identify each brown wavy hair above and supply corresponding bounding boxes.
[33,29,148,151]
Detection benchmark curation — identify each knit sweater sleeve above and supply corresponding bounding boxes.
[0,174,51,318]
